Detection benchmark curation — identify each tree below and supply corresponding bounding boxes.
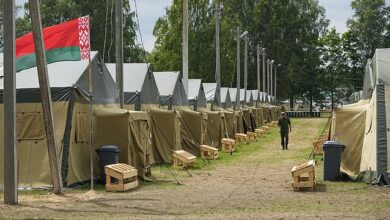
[319,28,351,108]
[345,0,390,88]
[15,0,145,63]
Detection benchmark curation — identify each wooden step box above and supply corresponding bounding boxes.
[200,145,218,160]
[221,138,236,153]
[291,160,316,192]
[105,163,138,192]
[172,150,197,169]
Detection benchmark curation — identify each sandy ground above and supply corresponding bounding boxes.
[1,118,389,219]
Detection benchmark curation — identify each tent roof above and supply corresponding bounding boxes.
[250,90,259,101]
[203,83,217,101]
[373,48,390,85]
[188,79,202,100]
[0,51,98,89]
[153,71,180,96]
[220,87,229,103]
[106,63,150,93]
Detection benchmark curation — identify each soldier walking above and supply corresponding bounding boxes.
[278,112,291,150]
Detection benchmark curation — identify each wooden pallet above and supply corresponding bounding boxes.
[261,126,270,133]
[200,145,218,160]
[246,132,257,142]
[291,160,316,192]
[235,133,248,144]
[105,163,138,192]
[172,150,197,168]
[221,138,236,153]
[255,128,264,138]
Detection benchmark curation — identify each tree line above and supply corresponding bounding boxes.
[1,0,390,106]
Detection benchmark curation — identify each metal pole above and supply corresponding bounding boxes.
[274,66,277,102]
[4,0,18,204]
[29,0,63,194]
[262,49,266,93]
[270,61,273,97]
[267,59,270,96]
[116,0,124,108]
[244,36,248,105]
[215,0,221,89]
[256,45,260,91]
[236,27,241,110]
[183,0,189,99]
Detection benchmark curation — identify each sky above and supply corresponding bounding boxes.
[132,0,355,52]
[14,0,375,52]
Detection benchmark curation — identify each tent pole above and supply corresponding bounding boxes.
[4,0,18,204]
[29,0,63,195]
[88,57,94,191]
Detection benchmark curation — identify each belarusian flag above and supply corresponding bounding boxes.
[16,16,90,72]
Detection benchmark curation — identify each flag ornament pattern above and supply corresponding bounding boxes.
[16,16,90,72]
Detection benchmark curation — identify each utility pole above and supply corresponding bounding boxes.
[116,0,124,108]
[244,36,248,105]
[29,0,63,194]
[236,27,241,110]
[183,0,189,99]
[262,49,266,94]
[4,0,18,204]
[214,0,221,107]
[256,45,260,91]
[215,0,221,89]
[235,28,248,110]
[267,59,270,97]
[270,60,274,97]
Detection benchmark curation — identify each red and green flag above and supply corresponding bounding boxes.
[16,16,90,72]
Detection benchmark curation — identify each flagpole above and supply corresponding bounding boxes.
[88,55,94,191]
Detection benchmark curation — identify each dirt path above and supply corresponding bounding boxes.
[1,118,389,219]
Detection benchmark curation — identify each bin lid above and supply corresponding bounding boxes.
[95,145,121,153]
[323,141,346,149]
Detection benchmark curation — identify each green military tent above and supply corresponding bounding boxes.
[106,63,160,111]
[0,51,118,187]
[153,71,188,110]
[188,79,207,111]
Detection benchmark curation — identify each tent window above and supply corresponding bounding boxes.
[16,112,45,141]
[75,112,87,143]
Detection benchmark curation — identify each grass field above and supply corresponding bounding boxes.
[0,118,389,219]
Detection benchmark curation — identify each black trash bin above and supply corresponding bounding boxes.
[323,141,346,181]
[95,145,121,184]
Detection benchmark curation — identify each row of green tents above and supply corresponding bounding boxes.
[0,51,282,187]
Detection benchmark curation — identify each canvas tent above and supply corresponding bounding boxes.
[188,79,207,111]
[220,87,233,109]
[330,48,390,183]
[94,108,151,179]
[250,90,260,107]
[0,51,118,187]
[149,108,181,164]
[229,88,249,108]
[153,71,188,110]
[246,90,254,106]
[106,63,160,111]
[203,82,221,110]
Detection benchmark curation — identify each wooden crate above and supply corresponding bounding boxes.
[255,128,264,138]
[105,163,138,192]
[221,138,235,153]
[172,150,197,168]
[246,132,257,142]
[291,160,316,192]
[235,133,248,144]
[200,145,218,160]
[261,126,270,133]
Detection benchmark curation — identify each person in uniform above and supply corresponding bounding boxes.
[278,112,291,150]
